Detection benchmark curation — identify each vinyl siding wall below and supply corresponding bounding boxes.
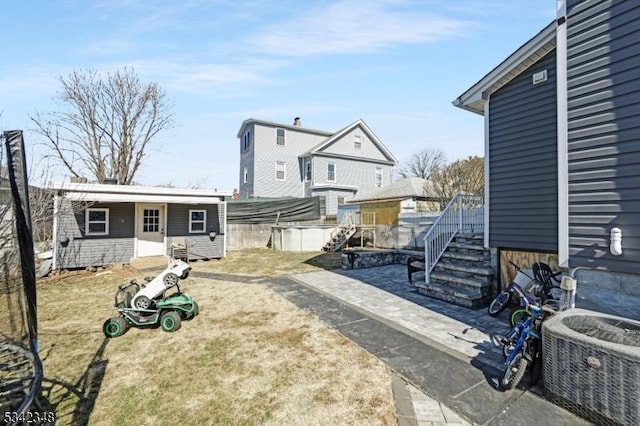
[165,203,225,259]
[311,155,393,215]
[320,127,389,161]
[566,0,640,273]
[252,123,327,197]
[488,50,558,251]
[238,124,255,198]
[55,201,135,269]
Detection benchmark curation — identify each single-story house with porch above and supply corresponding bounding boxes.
[453,0,640,320]
[48,182,231,269]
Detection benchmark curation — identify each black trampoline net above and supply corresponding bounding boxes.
[0,130,42,419]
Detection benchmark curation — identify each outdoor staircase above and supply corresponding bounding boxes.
[412,193,493,308]
[415,233,493,308]
[322,213,357,252]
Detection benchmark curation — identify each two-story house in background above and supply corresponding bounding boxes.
[237,117,397,216]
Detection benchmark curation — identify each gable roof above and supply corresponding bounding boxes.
[453,21,556,115]
[303,119,397,164]
[48,182,232,204]
[348,177,436,203]
[236,118,332,138]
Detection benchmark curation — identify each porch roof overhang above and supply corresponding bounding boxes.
[48,182,229,204]
[452,21,556,115]
[62,192,224,204]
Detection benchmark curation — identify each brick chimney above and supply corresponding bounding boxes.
[293,117,301,126]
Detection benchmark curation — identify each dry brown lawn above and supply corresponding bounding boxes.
[35,250,395,425]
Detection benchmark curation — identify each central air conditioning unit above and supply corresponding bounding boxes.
[542,309,640,426]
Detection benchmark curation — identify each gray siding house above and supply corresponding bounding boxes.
[454,0,640,316]
[237,118,397,215]
[49,183,230,269]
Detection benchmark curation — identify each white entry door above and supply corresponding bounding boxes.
[136,204,165,257]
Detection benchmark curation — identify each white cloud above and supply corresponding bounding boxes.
[251,0,473,56]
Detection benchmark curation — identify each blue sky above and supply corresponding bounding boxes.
[1,0,554,189]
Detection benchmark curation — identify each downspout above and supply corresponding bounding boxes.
[557,0,569,267]
[52,193,59,270]
[483,93,490,248]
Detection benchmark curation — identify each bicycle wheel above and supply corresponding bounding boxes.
[509,307,529,327]
[502,352,529,390]
[488,291,512,316]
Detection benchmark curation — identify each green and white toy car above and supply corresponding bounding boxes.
[102,261,198,338]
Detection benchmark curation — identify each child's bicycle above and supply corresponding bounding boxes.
[499,304,553,390]
[488,261,562,326]
[487,261,536,318]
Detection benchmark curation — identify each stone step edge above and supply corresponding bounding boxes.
[448,242,488,251]
[435,262,494,276]
[415,283,486,303]
[442,252,490,262]
[430,272,491,289]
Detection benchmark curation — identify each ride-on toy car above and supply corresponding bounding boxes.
[102,259,198,338]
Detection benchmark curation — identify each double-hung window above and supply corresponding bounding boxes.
[276,128,285,146]
[276,161,286,181]
[327,163,336,182]
[375,167,383,187]
[189,209,206,233]
[304,160,311,182]
[85,208,109,236]
[354,135,362,150]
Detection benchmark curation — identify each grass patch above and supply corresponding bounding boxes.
[35,256,395,425]
[192,248,342,276]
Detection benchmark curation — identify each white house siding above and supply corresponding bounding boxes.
[55,201,135,269]
[251,123,326,198]
[319,126,389,162]
[311,156,393,215]
[312,188,357,216]
[312,156,393,195]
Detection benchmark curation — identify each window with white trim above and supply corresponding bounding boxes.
[85,208,109,236]
[276,128,285,145]
[276,161,286,181]
[354,134,362,150]
[327,163,336,182]
[243,165,248,183]
[189,209,206,233]
[304,160,311,182]
[375,167,383,187]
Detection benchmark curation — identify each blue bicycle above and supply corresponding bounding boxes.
[500,304,549,390]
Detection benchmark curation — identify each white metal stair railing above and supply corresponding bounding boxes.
[324,212,357,252]
[422,193,484,284]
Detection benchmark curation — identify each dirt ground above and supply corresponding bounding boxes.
[33,250,396,425]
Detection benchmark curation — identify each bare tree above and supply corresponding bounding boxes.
[431,156,484,201]
[31,68,174,184]
[397,148,447,179]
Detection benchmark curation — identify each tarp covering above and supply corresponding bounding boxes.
[227,197,320,224]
